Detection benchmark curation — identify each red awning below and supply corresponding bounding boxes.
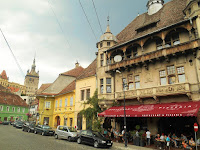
[98,101,200,118]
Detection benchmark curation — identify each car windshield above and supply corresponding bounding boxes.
[18,122,24,125]
[93,132,104,138]
[68,127,77,132]
[43,126,51,129]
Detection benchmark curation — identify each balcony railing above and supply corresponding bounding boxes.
[106,40,200,72]
[116,83,191,100]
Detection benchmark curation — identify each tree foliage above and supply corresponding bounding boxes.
[80,90,102,132]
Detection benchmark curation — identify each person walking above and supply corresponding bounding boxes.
[146,129,151,146]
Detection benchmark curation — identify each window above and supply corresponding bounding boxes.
[55,100,58,108]
[128,74,134,90]
[65,98,68,107]
[0,106,3,111]
[59,100,62,108]
[177,66,185,83]
[122,78,128,91]
[12,107,15,112]
[172,33,180,45]
[86,89,90,99]
[70,97,73,106]
[188,8,191,14]
[106,78,112,93]
[100,53,104,67]
[107,42,110,46]
[165,32,180,47]
[70,118,73,127]
[22,108,25,113]
[7,106,9,112]
[18,107,20,112]
[135,76,140,89]
[100,42,103,48]
[159,70,167,85]
[198,2,200,7]
[81,90,85,101]
[167,66,176,84]
[64,118,67,126]
[100,79,104,94]
[45,101,51,109]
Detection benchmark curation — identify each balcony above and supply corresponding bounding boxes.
[106,40,200,72]
[116,83,191,100]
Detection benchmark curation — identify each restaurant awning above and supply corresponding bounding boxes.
[98,101,200,118]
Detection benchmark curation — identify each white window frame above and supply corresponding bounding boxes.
[70,97,73,106]
[0,106,3,111]
[18,107,20,112]
[59,99,62,108]
[12,107,15,112]
[7,106,9,112]
[65,98,68,107]
[45,101,51,109]
[22,108,25,113]
[55,100,58,108]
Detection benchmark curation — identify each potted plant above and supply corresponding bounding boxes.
[139,130,146,147]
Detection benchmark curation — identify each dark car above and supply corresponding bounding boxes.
[34,125,55,136]
[13,120,20,127]
[77,130,113,148]
[2,121,10,125]
[22,122,36,132]
[15,121,24,128]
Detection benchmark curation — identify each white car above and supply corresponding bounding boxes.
[55,125,78,141]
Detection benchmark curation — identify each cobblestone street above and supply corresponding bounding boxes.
[0,125,116,150]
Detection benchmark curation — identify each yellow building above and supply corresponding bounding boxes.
[37,63,84,128]
[0,70,26,95]
[53,81,75,128]
[74,59,97,130]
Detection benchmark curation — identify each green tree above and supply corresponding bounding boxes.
[80,90,102,132]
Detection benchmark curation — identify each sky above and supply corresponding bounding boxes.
[0,0,170,87]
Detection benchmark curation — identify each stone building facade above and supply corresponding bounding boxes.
[97,0,200,135]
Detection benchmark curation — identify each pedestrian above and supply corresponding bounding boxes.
[166,134,171,149]
[146,129,151,146]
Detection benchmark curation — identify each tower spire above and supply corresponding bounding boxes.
[106,16,111,33]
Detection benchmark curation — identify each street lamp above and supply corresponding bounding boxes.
[116,69,128,147]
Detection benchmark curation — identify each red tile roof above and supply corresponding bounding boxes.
[1,70,8,80]
[57,81,75,95]
[7,87,20,93]
[77,59,96,80]
[37,83,52,94]
[61,66,84,77]
[0,91,28,107]
[114,0,187,48]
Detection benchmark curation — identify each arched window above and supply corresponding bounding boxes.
[126,45,139,59]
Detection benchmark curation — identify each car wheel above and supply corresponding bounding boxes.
[28,129,30,133]
[34,130,37,134]
[68,136,72,142]
[94,141,99,148]
[42,132,45,136]
[77,138,81,144]
[55,134,58,139]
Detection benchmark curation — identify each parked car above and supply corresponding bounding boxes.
[55,125,78,141]
[22,122,36,132]
[0,121,2,124]
[77,130,113,148]
[9,120,14,125]
[2,121,10,125]
[13,120,20,127]
[15,121,24,128]
[34,125,55,136]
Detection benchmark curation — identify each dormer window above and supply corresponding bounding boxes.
[188,8,191,14]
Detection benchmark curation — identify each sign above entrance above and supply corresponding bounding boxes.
[194,123,198,132]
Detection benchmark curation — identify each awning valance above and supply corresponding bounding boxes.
[98,101,200,118]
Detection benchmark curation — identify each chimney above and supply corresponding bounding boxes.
[75,61,79,68]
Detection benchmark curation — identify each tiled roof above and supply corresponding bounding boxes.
[61,66,84,77]
[1,70,8,80]
[115,0,187,48]
[7,87,20,93]
[77,59,96,80]
[0,91,28,107]
[57,81,75,95]
[37,83,52,94]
